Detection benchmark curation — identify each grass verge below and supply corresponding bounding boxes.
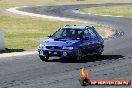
[80,6,132,17]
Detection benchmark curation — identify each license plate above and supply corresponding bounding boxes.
[53,52,57,55]
[40,50,43,55]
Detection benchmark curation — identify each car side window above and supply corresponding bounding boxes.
[84,30,91,38]
[62,29,66,37]
[84,29,96,39]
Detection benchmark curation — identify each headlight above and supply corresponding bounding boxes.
[39,44,45,48]
[62,46,73,50]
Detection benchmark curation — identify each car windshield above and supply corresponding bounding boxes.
[52,28,83,40]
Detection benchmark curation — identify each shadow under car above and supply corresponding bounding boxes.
[46,55,124,63]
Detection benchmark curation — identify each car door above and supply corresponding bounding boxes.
[81,29,92,54]
[83,29,97,53]
[88,28,99,52]
[76,29,90,54]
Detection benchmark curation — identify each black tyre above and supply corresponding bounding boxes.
[75,48,83,61]
[95,45,104,56]
[39,56,49,62]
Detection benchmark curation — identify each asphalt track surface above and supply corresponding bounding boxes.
[1,3,132,88]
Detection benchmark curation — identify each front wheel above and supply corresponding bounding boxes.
[95,45,104,56]
[75,48,83,61]
[39,56,49,62]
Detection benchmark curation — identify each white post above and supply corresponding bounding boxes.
[0,29,5,50]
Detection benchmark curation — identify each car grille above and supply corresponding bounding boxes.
[46,46,61,49]
[45,51,62,57]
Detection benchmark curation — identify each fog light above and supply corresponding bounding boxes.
[49,51,52,54]
[63,52,67,56]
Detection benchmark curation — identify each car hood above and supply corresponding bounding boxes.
[41,38,79,47]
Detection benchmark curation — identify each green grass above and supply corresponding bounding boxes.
[80,6,132,17]
[0,16,107,51]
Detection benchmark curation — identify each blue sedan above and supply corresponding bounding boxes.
[38,25,104,61]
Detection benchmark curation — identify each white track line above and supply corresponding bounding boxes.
[7,7,83,22]
[7,7,97,24]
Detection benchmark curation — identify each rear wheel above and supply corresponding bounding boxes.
[75,48,83,61]
[95,45,104,56]
[39,56,49,62]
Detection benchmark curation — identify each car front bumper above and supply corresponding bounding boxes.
[38,48,75,58]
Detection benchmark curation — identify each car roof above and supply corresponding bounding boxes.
[62,25,91,30]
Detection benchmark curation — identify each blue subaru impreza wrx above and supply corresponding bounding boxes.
[38,25,104,61]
